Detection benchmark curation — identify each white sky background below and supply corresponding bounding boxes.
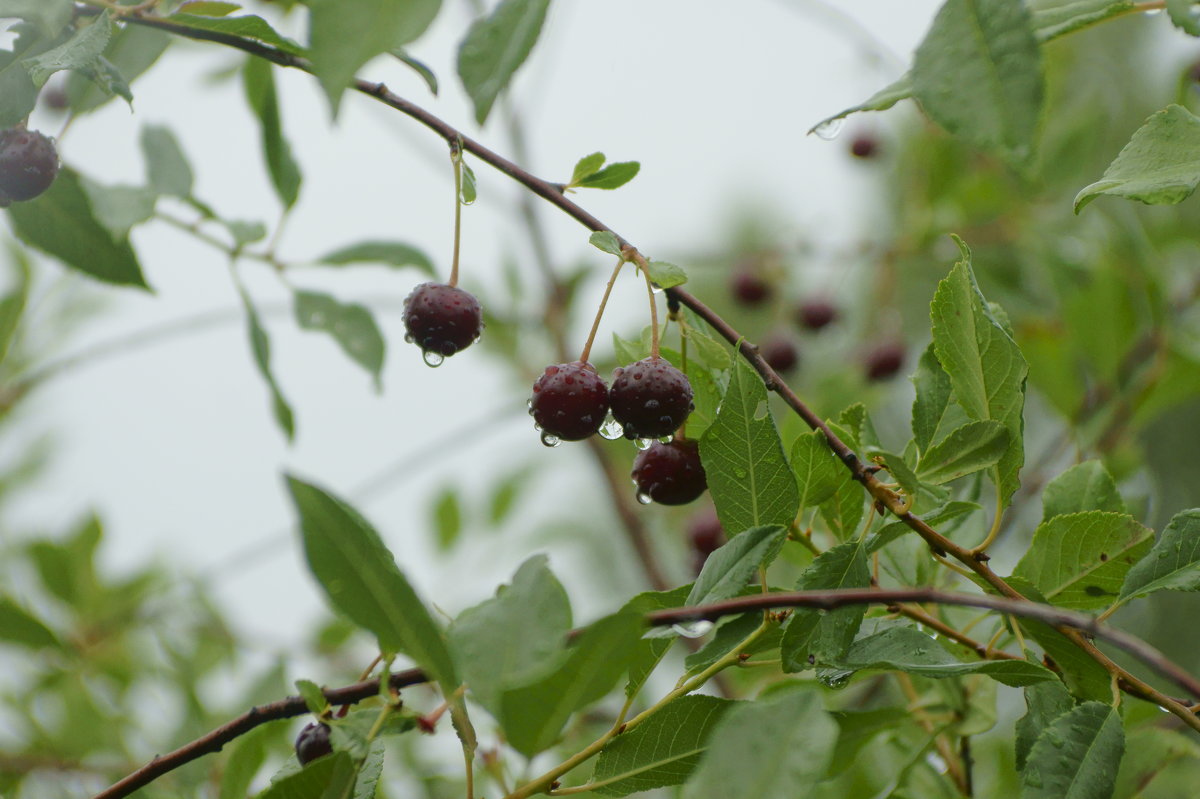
[3,1,939,669]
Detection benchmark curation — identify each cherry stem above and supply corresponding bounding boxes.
[449,142,463,287]
[579,255,625,364]
[629,251,660,358]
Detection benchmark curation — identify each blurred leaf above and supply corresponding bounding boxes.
[293,290,386,385]
[488,468,529,525]
[287,476,459,695]
[916,420,1008,485]
[242,57,302,208]
[578,161,639,190]
[590,695,734,797]
[22,13,121,97]
[589,231,623,256]
[7,168,148,288]
[1119,508,1200,602]
[1030,0,1138,40]
[826,707,911,777]
[78,178,158,241]
[646,260,686,288]
[168,11,305,55]
[1113,726,1200,798]
[390,49,438,95]
[808,72,912,136]
[459,162,477,204]
[685,525,787,608]
[1042,461,1125,521]
[239,287,295,440]
[929,240,1027,506]
[141,124,194,198]
[255,751,357,798]
[682,691,836,799]
[1020,702,1124,799]
[0,0,72,37]
[0,250,31,365]
[1013,511,1151,609]
[0,595,60,649]
[308,0,440,114]
[700,358,799,534]
[1014,679,1073,771]
[67,24,169,113]
[178,1,242,15]
[1168,0,1200,34]
[0,24,40,128]
[318,240,434,275]
[570,152,605,185]
[912,0,1042,167]
[780,540,870,671]
[456,0,549,124]
[820,626,1056,687]
[1076,105,1200,211]
[220,721,283,799]
[295,679,328,715]
[430,486,461,551]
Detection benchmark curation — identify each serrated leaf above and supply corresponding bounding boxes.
[867,500,980,553]
[1119,508,1200,601]
[1021,702,1124,799]
[1014,511,1152,609]
[239,288,294,440]
[912,0,1043,167]
[911,342,952,454]
[780,540,870,671]
[791,431,843,509]
[622,585,690,700]
[682,691,836,799]
[646,260,686,288]
[916,420,1008,485]
[170,11,305,54]
[0,1,72,37]
[255,751,356,798]
[7,168,148,288]
[309,0,439,114]
[499,611,642,758]
[0,594,61,649]
[242,57,302,208]
[1042,461,1125,521]
[317,241,434,276]
[293,290,386,385]
[700,357,799,534]
[22,11,113,88]
[578,161,639,190]
[141,125,194,198]
[1014,679,1073,771]
[590,695,734,797]
[351,740,385,799]
[446,555,571,716]
[456,0,548,124]
[589,230,623,256]
[570,151,606,185]
[1010,579,1112,701]
[67,24,169,114]
[685,525,787,608]
[295,679,328,715]
[821,626,1056,687]
[286,476,458,696]
[1075,104,1200,211]
[929,241,1027,506]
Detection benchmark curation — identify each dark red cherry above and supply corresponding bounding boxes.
[687,508,726,574]
[632,438,707,505]
[402,282,482,360]
[730,269,772,306]
[864,342,905,381]
[796,299,838,331]
[529,361,609,442]
[609,357,693,440]
[0,128,59,204]
[849,134,880,159]
[295,722,333,765]
[760,335,798,374]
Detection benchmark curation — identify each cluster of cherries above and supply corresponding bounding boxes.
[0,127,60,206]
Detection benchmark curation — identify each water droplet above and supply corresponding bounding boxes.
[423,350,444,368]
[818,670,851,689]
[599,418,624,440]
[636,491,652,505]
[813,117,845,141]
[658,435,673,444]
[644,399,660,411]
[540,431,561,448]
[635,438,652,451]
[404,333,414,344]
[651,285,663,294]
[1025,774,1043,789]
[526,399,534,412]
[671,620,713,638]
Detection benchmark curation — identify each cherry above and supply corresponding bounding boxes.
[295,722,333,765]
[529,361,609,442]
[0,128,59,205]
[796,299,838,331]
[609,356,693,440]
[729,268,772,307]
[760,334,798,374]
[42,87,69,112]
[686,508,726,574]
[849,134,880,159]
[402,282,482,360]
[632,438,707,505]
[864,342,905,381]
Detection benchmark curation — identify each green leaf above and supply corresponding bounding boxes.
[0,594,60,649]
[459,162,477,205]
[220,721,282,799]
[700,357,799,534]
[916,420,1008,485]
[178,1,243,15]
[912,0,1043,167]
[390,49,438,95]
[295,679,329,715]
[1014,679,1073,771]
[239,288,295,440]
[0,248,30,366]
[1075,105,1200,211]
[242,57,302,208]
[1013,511,1152,610]
[867,500,980,553]
[141,125,194,198]
[1169,0,1200,34]
[78,178,158,241]
[929,241,1027,506]
[351,741,385,799]
[255,751,357,798]
[645,260,686,289]
[168,12,305,55]
[317,240,434,275]
[808,72,913,135]
[1016,612,1112,702]
[590,696,735,797]
[578,161,640,190]
[589,231,623,256]
[685,525,787,608]
[683,612,782,673]
[1031,0,1137,41]
[446,555,571,716]
[293,290,386,386]
[1042,461,1125,521]
[827,707,911,777]
[1021,702,1124,799]
[499,611,642,758]
[791,431,843,509]
[622,585,691,700]
[0,25,41,127]
[682,691,837,799]
[911,343,952,454]
[1119,509,1200,601]
[780,540,870,671]
[285,476,459,696]
[308,0,440,114]
[1114,727,1200,799]
[430,486,461,551]
[456,0,549,125]
[7,168,148,288]
[823,626,1056,688]
[570,152,606,185]
[22,12,115,89]
[0,0,73,37]
[67,24,169,114]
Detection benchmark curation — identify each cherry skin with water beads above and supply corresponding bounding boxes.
[632,438,707,505]
[402,282,483,362]
[608,356,693,440]
[529,361,609,443]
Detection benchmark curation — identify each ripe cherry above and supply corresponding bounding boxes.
[687,508,726,574]
[729,268,772,307]
[529,361,609,442]
[864,342,905,381]
[402,282,482,361]
[796,299,838,331]
[609,356,693,440]
[760,334,798,374]
[849,134,880,159]
[632,438,707,505]
[295,722,333,765]
[0,128,59,205]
